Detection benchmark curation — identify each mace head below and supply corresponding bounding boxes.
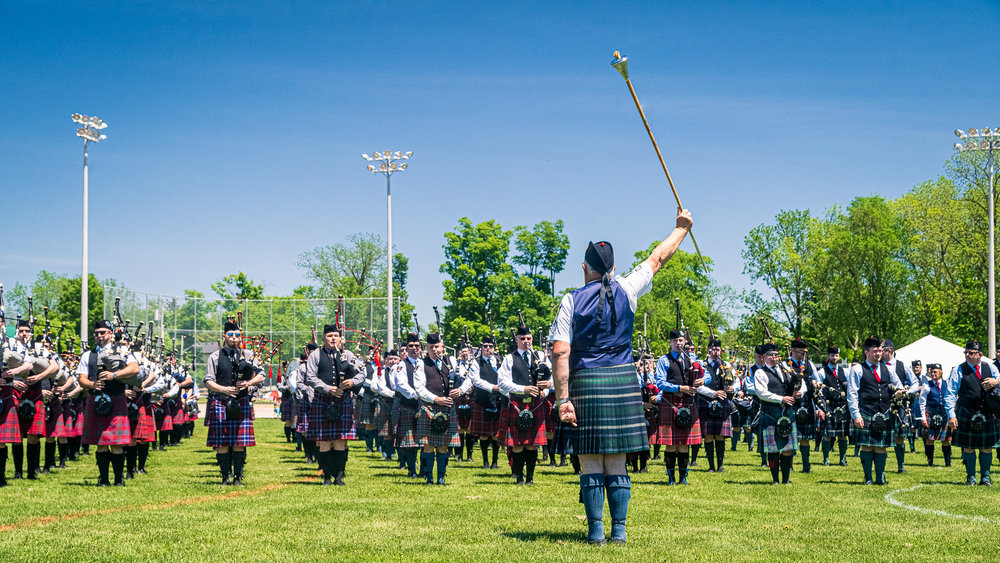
[611,50,629,80]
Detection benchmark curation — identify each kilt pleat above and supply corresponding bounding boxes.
[468,401,501,437]
[375,396,394,437]
[358,392,376,426]
[951,408,1000,450]
[171,401,186,426]
[132,403,156,442]
[153,402,174,431]
[416,403,460,448]
[23,390,46,436]
[566,363,647,455]
[658,395,702,446]
[280,394,296,422]
[205,396,256,447]
[759,403,798,453]
[503,397,547,447]
[306,392,357,441]
[44,399,63,437]
[822,407,851,438]
[0,388,23,443]
[922,424,952,442]
[393,400,419,449]
[82,394,132,446]
[295,396,310,434]
[850,411,896,448]
[695,397,733,437]
[456,393,473,431]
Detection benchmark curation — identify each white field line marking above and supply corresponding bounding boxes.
[884,484,999,524]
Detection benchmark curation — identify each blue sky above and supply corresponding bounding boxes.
[1,1,998,324]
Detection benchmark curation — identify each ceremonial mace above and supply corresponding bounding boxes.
[611,51,709,273]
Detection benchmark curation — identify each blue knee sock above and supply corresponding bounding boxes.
[580,474,606,543]
[436,452,449,482]
[420,451,435,481]
[873,451,887,481]
[894,444,905,470]
[979,451,993,479]
[860,450,873,482]
[605,474,630,543]
[963,451,977,478]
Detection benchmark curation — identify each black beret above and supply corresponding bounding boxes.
[223,320,240,333]
[516,325,531,336]
[669,329,683,339]
[965,339,983,352]
[426,332,442,345]
[707,337,722,348]
[881,338,895,350]
[458,342,471,351]
[761,343,778,354]
[926,363,942,370]
[911,360,922,366]
[17,319,31,329]
[480,335,495,345]
[790,338,807,350]
[754,344,765,355]
[584,241,614,275]
[827,346,840,355]
[94,319,113,331]
[323,324,338,335]
[305,343,318,351]
[406,332,421,344]
[862,336,881,349]
[386,348,400,357]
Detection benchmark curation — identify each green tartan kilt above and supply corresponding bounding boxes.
[850,412,896,448]
[951,408,1000,450]
[566,363,647,455]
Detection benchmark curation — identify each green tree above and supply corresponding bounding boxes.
[297,233,388,298]
[211,272,264,300]
[512,219,570,297]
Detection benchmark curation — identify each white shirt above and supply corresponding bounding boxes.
[550,263,654,344]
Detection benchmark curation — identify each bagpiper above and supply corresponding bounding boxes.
[696,336,733,473]
[847,337,905,485]
[881,339,919,473]
[820,346,850,466]
[468,335,503,470]
[497,324,551,485]
[753,343,803,484]
[918,363,951,467]
[654,330,706,485]
[413,332,472,485]
[944,339,1000,486]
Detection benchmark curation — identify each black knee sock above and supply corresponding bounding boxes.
[690,444,699,464]
[96,450,111,483]
[58,442,68,467]
[479,440,489,465]
[705,441,716,471]
[216,451,232,479]
[570,454,581,474]
[491,441,499,466]
[780,454,792,483]
[942,445,952,466]
[44,441,56,471]
[138,443,150,471]
[232,450,246,479]
[125,446,137,474]
[69,436,79,460]
[12,443,23,475]
[465,434,475,459]
[653,443,661,459]
[110,452,125,484]
[455,439,464,461]
[925,443,934,465]
[26,442,40,477]
[767,453,779,482]
[639,449,649,471]
[665,451,677,471]
[716,440,725,469]
[512,450,525,480]
[525,449,538,481]
[0,447,6,482]
[159,431,169,448]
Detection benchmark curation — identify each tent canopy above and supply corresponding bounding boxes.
[893,334,976,375]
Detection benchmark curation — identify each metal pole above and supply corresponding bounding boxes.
[386,173,394,350]
[990,147,996,358]
[80,140,89,347]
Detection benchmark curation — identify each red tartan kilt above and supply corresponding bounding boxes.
[82,394,132,446]
[44,399,63,437]
[72,401,85,437]
[55,403,76,438]
[153,403,173,431]
[132,403,156,442]
[23,391,46,436]
[171,401,186,426]
[657,395,702,446]
[206,396,256,447]
[0,387,23,443]
[504,398,547,447]
[456,394,473,430]
[468,402,501,437]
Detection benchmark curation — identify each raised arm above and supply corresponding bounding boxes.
[642,208,693,276]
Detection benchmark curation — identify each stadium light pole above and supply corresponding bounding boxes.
[361,150,412,352]
[72,113,107,348]
[955,127,999,357]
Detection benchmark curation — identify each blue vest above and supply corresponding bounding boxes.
[568,278,634,370]
[924,380,945,418]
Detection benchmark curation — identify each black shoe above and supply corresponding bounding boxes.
[334,472,345,486]
[549,459,556,467]
[966,475,978,486]
[114,480,125,487]
[690,461,698,467]
[876,477,889,486]
[136,468,147,475]
[515,477,525,486]
[525,477,534,485]
[125,471,134,480]
[864,480,874,485]
[639,467,648,473]
[490,463,498,469]
[771,480,779,485]
[322,476,332,486]
[233,477,244,487]
[717,467,724,473]
[801,468,810,474]
[221,476,231,486]
[40,468,50,475]
[839,459,848,467]
[980,476,992,487]
[897,468,906,474]
[482,463,490,470]
[13,471,22,479]
[782,479,792,485]
[823,460,830,466]
[98,480,110,487]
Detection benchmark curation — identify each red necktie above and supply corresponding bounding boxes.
[975,364,981,380]
[871,364,881,383]
[936,381,941,394]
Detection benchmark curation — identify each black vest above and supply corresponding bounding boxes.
[790,360,816,409]
[890,360,913,387]
[90,347,125,397]
[422,356,450,398]
[822,364,847,405]
[704,360,725,392]
[956,362,986,414]
[474,356,499,407]
[510,351,534,387]
[214,348,248,398]
[665,352,689,387]
[857,363,892,415]
[762,366,786,397]
[316,347,342,387]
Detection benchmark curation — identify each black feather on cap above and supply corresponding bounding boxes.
[669,329,683,339]
[516,325,531,336]
[481,335,495,345]
[790,338,807,350]
[965,339,983,352]
[584,241,614,275]
[406,332,421,344]
[323,324,338,335]
[827,346,840,355]
[94,319,113,331]
[223,320,240,333]
[862,336,881,349]
[426,332,442,345]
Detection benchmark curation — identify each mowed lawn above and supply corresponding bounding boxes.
[0,418,997,562]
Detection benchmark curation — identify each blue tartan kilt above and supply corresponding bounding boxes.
[921,422,952,442]
[306,392,357,441]
[375,396,394,437]
[566,363,647,455]
[359,391,377,426]
[759,403,798,454]
[279,393,296,421]
[393,399,419,449]
[205,395,256,448]
[696,397,733,437]
[850,411,896,448]
[295,396,310,434]
[822,405,851,438]
[415,403,460,448]
[951,408,1000,450]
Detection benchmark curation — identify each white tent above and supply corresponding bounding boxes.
[894,334,970,374]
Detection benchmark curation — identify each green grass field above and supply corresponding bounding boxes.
[1,419,997,562]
